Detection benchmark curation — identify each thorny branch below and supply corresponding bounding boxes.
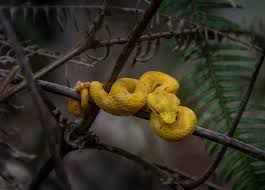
[0,12,71,190]
[181,50,265,189]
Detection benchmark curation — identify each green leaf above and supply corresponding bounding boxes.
[221,85,245,93]
[185,80,213,103]
[205,15,239,29]
[212,64,253,72]
[221,154,243,181]
[197,1,241,10]
[198,99,219,124]
[240,118,265,124]
[193,91,216,110]
[210,55,255,63]
[223,94,242,103]
[216,74,251,82]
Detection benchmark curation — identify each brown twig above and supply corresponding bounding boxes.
[0,65,19,94]
[155,164,224,190]
[0,39,95,66]
[36,79,265,161]
[181,51,265,189]
[0,12,71,190]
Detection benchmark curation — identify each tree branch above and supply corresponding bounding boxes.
[154,164,224,190]
[0,39,95,66]
[35,79,265,161]
[0,65,19,94]
[0,12,71,190]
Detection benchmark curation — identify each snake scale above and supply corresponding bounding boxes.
[68,71,197,141]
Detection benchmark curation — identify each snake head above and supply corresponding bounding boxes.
[147,91,180,124]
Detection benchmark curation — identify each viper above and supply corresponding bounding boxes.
[68,71,197,141]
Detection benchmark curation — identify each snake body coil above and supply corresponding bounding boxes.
[68,71,197,141]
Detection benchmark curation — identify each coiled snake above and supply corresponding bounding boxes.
[68,71,197,141]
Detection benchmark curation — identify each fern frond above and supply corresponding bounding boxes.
[179,42,265,189]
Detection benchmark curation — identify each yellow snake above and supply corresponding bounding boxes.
[68,71,197,141]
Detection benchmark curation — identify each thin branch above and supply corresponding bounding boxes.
[35,79,265,161]
[182,51,265,189]
[0,12,71,190]
[29,157,54,190]
[0,39,95,66]
[0,65,19,94]
[155,164,224,190]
